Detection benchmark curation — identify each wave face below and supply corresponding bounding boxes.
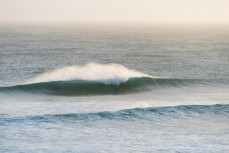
[0,77,206,96]
[2,104,228,123]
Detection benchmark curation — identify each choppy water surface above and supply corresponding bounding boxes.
[0,23,229,152]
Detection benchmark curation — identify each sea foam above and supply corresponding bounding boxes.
[26,63,151,85]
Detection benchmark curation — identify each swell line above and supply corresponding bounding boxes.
[1,104,228,123]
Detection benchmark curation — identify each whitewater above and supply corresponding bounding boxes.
[0,24,229,152]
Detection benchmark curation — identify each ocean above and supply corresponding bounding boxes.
[0,23,229,152]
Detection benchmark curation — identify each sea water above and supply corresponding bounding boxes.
[0,23,229,152]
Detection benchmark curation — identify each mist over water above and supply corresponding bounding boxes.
[26,63,150,84]
[0,23,229,152]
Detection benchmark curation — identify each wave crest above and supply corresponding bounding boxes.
[26,63,151,85]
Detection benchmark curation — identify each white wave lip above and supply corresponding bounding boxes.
[26,63,152,85]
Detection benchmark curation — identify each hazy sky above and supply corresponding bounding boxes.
[0,0,229,22]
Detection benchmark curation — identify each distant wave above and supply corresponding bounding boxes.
[1,104,228,123]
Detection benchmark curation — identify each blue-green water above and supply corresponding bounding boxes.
[0,23,229,152]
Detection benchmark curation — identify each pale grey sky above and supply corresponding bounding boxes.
[0,0,229,22]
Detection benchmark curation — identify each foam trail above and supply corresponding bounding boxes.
[26,63,151,85]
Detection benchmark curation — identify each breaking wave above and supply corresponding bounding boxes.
[0,63,227,96]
